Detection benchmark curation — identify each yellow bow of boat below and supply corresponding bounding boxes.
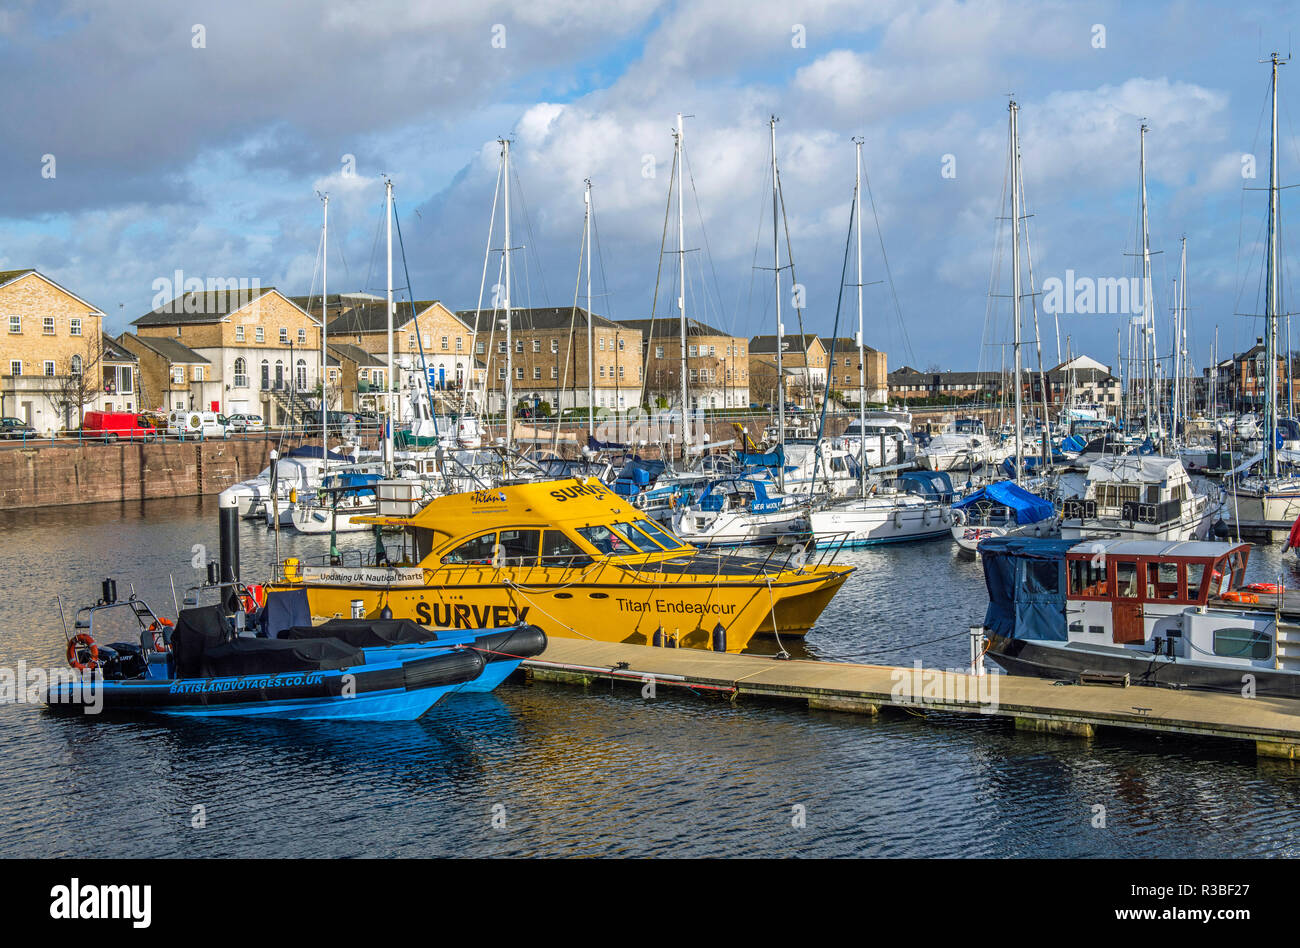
[267,477,853,653]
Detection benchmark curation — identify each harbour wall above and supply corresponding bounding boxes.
[0,437,302,511]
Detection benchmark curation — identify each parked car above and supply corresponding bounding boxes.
[0,417,36,439]
[224,413,265,433]
[167,409,226,439]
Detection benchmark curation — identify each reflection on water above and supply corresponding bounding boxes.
[1,497,1299,857]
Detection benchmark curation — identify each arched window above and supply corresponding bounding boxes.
[295,358,307,391]
[70,355,82,376]
[233,357,247,387]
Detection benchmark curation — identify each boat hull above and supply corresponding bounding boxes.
[810,500,950,548]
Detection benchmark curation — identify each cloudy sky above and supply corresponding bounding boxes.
[3,0,1297,374]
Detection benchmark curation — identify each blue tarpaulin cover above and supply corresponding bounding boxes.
[897,470,954,499]
[286,445,352,461]
[979,536,1076,641]
[953,480,1055,525]
[737,446,784,469]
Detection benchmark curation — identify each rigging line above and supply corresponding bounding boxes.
[510,161,551,308]
[861,152,915,370]
[554,212,585,455]
[639,146,678,409]
[465,157,504,416]
[775,165,814,401]
[683,145,732,336]
[813,181,858,478]
[392,199,440,439]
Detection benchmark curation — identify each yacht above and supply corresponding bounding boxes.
[1059,455,1222,541]
[809,471,955,547]
[671,476,811,547]
[918,418,1009,472]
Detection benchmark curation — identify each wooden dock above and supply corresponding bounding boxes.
[522,638,1300,758]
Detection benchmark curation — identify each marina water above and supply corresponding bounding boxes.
[2,497,1299,857]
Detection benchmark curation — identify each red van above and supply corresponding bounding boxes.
[82,411,153,441]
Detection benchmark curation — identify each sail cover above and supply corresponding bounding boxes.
[953,480,1055,525]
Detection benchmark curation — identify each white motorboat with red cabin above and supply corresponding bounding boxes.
[978,535,1300,697]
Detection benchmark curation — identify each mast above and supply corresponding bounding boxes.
[1010,99,1024,485]
[321,192,329,472]
[771,115,785,491]
[384,177,394,474]
[675,114,691,456]
[585,178,594,441]
[854,136,866,496]
[1139,123,1155,441]
[502,138,514,452]
[1266,53,1284,478]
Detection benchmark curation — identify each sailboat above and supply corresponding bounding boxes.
[948,99,1058,554]
[809,137,954,547]
[1227,53,1300,529]
[671,116,810,545]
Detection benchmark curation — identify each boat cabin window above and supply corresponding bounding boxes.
[1144,485,1161,504]
[1185,563,1207,601]
[632,517,689,551]
[1115,561,1139,598]
[1227,550,1247,588]
[1212,627,1272,661]
[541,530,590,566]
[577,523,648,556]
[1146,562,1180,600]
[497,529,541,565]
[1023,560,1059,595]
[1068,558,1109,599]
[443,532,499,565]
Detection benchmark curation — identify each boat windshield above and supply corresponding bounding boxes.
[630,518,691,551]
[577,522,651,556]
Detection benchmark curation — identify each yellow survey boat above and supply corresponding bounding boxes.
[269,477,852,653]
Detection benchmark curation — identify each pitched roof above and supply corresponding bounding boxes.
[618,317,732,339]
[318,298,469,337]
[0,268,35,287]
[0,268,106,314]
[819,336,879,355]
[456,306,624,333]
[133,285,284,326]
[327,342,385,368]
[118,332,209,364]
[100,333,137,362]
[749,333,822,354]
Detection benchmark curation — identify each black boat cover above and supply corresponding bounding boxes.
[262,589,312,638]
[281,618,437,648]
[199,637,363,678]
[171,606,234,678]
[172,603,364,678]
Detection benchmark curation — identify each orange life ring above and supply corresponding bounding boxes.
[1245,583,1281,594]
[1222,591,1260,604]
[67,633,99,671]
[148,616,174,651]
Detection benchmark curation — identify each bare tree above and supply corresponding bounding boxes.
[48,336,106,431]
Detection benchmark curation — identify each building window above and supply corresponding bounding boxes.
[8,360,19,376]
[279,327,289,345]
[550,366,558,379]
[119,367,133,394]
[550,338,558,353]
[255,327,265,343]
[71,355,82,376]
[618,338,625,351]
[70,317,81,336]
[599,365,605,378]
[456,337,463,351]
[234,357,247,388]
[498,367,505,380]
[43,360,55,377]
[476,341,485,355]
[533,367,541,380]
[516,366,524,379]
[689,345,697,357]
[8,316,19,334]
[236,325,245,342]
[42,316,55,335]
[532,339,540,353]
[619,365,625,379]
[295,358,307,390]
[515,340,523,353]
[655,346,664,359]
[298,328,306,345]
[599,337,606,351]
[441,335,449,350]
[498,341,507,354]
[172,366,185,384]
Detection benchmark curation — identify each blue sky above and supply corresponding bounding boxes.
[2,0,1298,376]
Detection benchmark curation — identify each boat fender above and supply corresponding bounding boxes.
[712,623,727,653]
[922,507,931,526]
[893,509,903,529]
[67,633,99,671]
